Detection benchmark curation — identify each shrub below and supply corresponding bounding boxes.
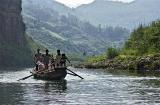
[107,47,119,59]
[86,55,106,63]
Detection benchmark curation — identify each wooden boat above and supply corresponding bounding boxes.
[31,67,67,80]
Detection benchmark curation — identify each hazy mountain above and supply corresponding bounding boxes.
[23,0,160,30]
[74,0,160,29]
[22,0,129,54]
[23,0,72,15]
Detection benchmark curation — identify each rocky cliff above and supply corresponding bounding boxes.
[0,0,33,68]
[0,0,26,45]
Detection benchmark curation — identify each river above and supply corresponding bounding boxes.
[1,68,160,105]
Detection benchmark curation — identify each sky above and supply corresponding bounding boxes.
[54,0,135,8]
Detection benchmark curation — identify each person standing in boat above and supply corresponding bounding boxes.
[43,49,51,69]
[51,54,55,69]
[60,53,70,67]
[55,50,62,67]
[34,49,42,71]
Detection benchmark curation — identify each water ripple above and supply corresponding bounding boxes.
[0,68,160,105]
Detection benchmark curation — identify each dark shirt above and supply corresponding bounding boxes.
[43,54,50,64]
[61,56,70,63]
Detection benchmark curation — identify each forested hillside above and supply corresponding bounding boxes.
[84,20,160,71]
[22,0,129,55]
[123,20,160,56]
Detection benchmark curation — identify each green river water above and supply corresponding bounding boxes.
[0,68,160,105]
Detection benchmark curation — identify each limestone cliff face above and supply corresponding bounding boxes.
[0,0,26,45]
[0,0,33,68]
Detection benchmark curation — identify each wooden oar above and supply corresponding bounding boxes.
[17,69,48,81]
[17,74,33,81]
[67,72,76,76]
[67,68,84,79]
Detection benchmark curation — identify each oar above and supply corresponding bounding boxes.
[18,61,36,81]
[67,68,84,79]
[17,69,47,81]
[67,72,76,76]
[18,74,33,81]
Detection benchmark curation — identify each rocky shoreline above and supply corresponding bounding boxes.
[75,54,160,74]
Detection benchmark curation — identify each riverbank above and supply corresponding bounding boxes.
[75,20,160,76]
[75,53,160,75]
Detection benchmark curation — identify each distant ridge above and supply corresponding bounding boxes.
[73,0,160,29]
[22,0,160,55]
[45,0,160,30]
[22,0,129,54]
[54,0,135,8]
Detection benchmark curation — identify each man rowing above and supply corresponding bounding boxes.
[43,49,51,69]
[35,49,70,70]
[55,50,62,67]
[60,53,70,67]
[34,49,42,71]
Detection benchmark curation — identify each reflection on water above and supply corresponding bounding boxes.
[1,68,160,105]
[0,83,24,105]
[44,80,67,92]
[21,80,67,105]
[0,80,67,105]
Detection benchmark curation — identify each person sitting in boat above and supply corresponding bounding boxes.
[43,49,51,69]
[37,61,45,70]
[60,53,70,67]
[55,50,62,67]
[34,49,42,71]
[50,54,55,68]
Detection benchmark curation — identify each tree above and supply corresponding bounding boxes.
[107,47,119,59]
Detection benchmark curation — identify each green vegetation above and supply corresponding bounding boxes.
[85,47,119,64]
[123,21,160,56]
[86,55,106,63]
[84,20,160,73]
[25,35,44,53]
[68,54,86,62]
[107,47,119,59]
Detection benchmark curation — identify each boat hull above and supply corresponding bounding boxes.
[32,68,67,80]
